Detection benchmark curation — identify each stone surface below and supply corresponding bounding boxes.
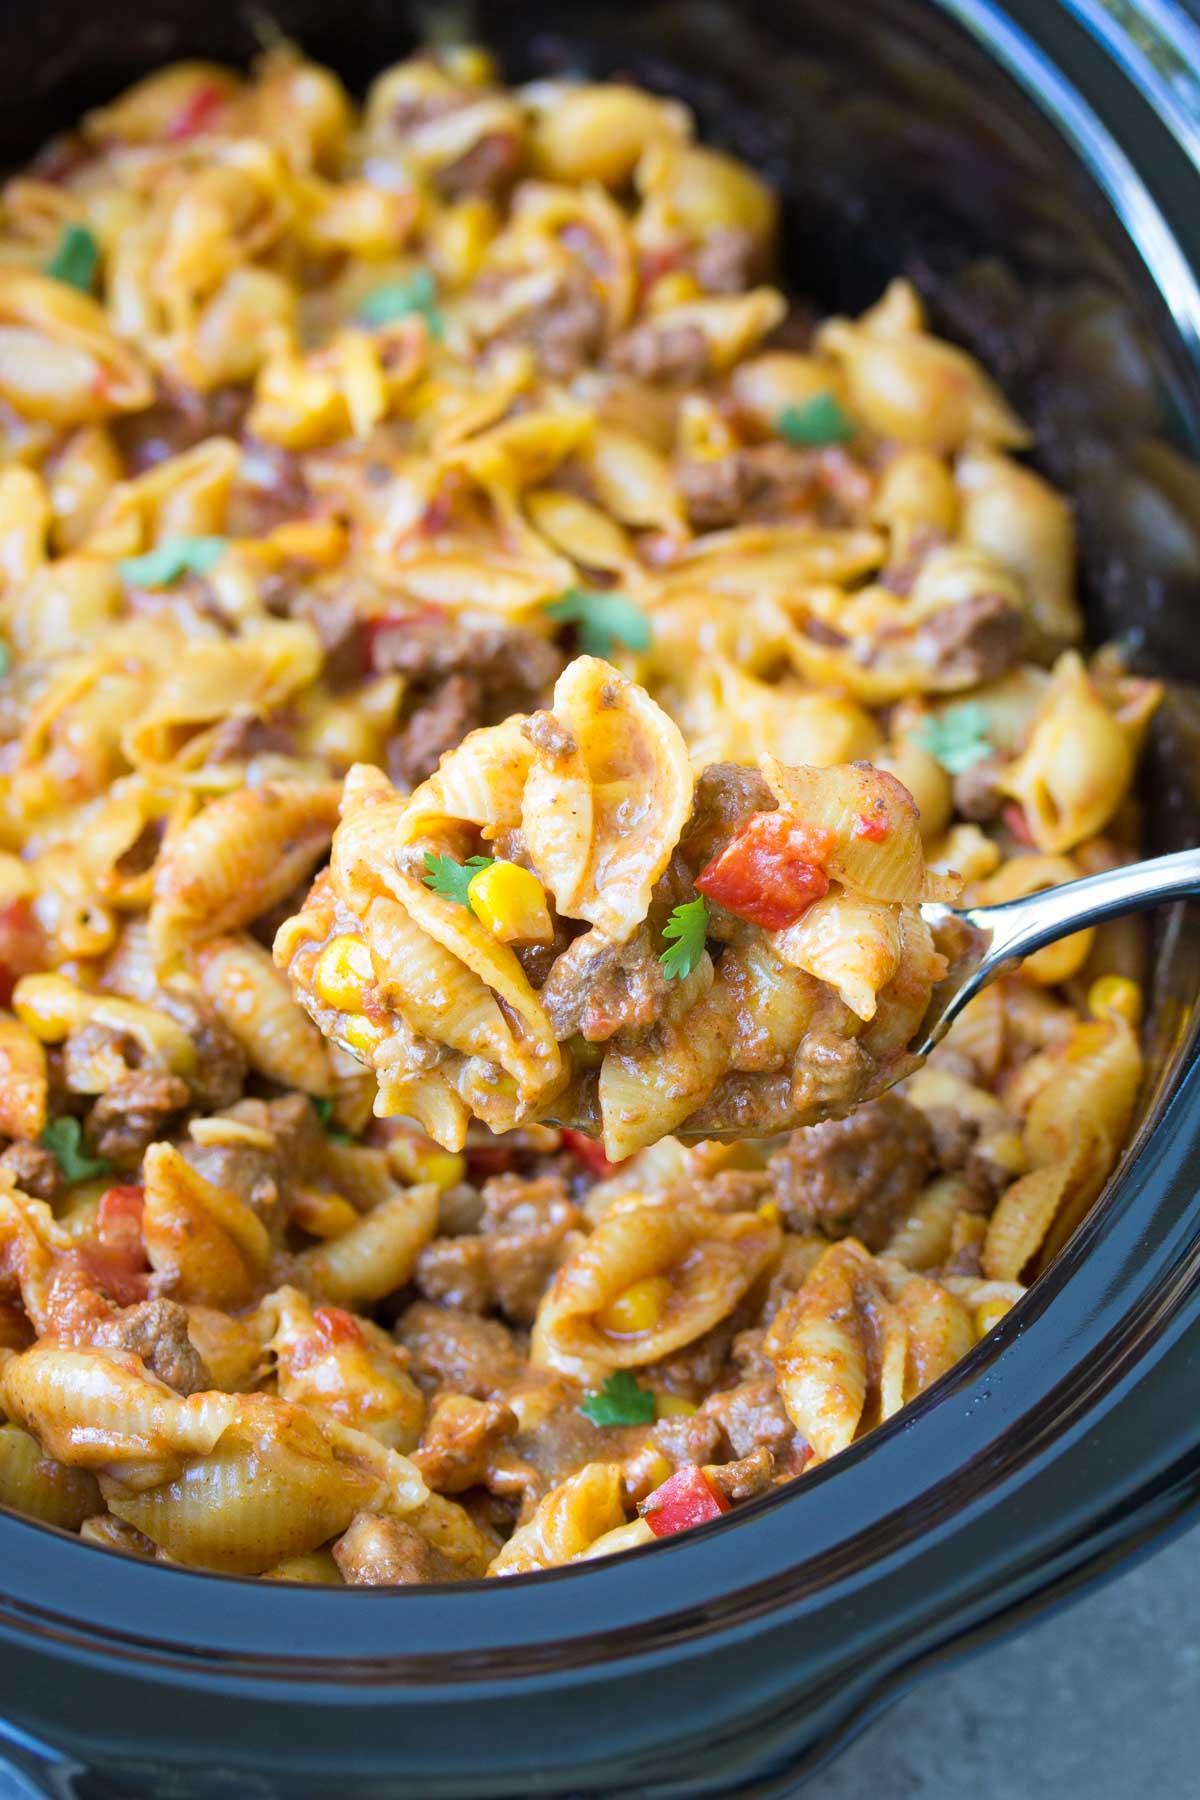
[810,1520,1199,1797]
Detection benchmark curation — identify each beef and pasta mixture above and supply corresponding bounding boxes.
[0,46,1160,1581]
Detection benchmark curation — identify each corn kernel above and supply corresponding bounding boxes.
[416,1148,466,1191]
[655,1394,698,1417]
[640,1450,674,1490]
[467,860,554,946]
[1087,973,1143,1027]
[647,271,703,312]
[757,1199,781,1226]
[314,934,374,1012]
[598,1274,672,1336]
[439,43,495,86]
[340,1014,384,1060]
[11,973,87,1042]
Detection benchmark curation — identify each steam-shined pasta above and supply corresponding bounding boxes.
[0,42,1160,1582]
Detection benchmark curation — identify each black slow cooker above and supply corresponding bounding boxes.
[0,1,1198,1794]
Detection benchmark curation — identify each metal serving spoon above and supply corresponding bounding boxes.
[914,844,1200,1057]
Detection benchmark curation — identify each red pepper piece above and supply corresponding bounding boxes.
[641,1465,731,1538]
[561,1128,623,1179]
[696,811,832,931]
[0,898,45,1009]
[313,1304,365,1348]
[1002,802,1037,848]
[853,809,890,843]
[166,82,228,142]
[96,1185,146,1264]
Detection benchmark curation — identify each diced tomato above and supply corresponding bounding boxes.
[465,1145,518,1178]
[853,809,890,843]
[696,811,832,931]
[561,1129,623,1179]
[0,898,45,1009]
[313,1304,365,1348]
[75,1247,150,1309]
[641,1465,731,1538]
[165,82,228,142]
[1003,802,1037,848]
[96,1185,146,1265]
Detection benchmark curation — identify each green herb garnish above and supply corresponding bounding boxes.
[46,222,99,293]
[659,896,709,982]
[422,851,494,909]
[119,536,227,589]
[359,268,444,338]
[40,1117,110,1184]
[913,702,993,775]
[545,588,652,659]
[0,641,9,678]
[313,1095,354,1145]
[777,392,855,447]
[579,1369,657,1427]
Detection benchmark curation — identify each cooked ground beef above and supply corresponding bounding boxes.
[416,1176,579,1322]
[435,130,520,200]
[913,593,1024,687]
[0,1142,64,1202]
[701,1376,795,1460]
[706,1445,775,1503]
[610,320,711,385]
[377,616,564,788]
[154,991,247,1110]
[769,1094,934,1249]
[496,270,607,379]
[677,445,820,532]
[413,1392,517,1493]
[679,762,776,869]
[539,924,671,1044]
[789,1029,878,1121]
[94,1298,211,1395]
[333,1512,467,1585]
[203,711,295,766]
[61,1022,138,1094]
[952,753,1006,822]
[397,1302,524,1398]
[85,1070,191,1167]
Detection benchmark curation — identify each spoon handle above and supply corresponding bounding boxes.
[915,845,1200,1056]
[960,844,1200,963]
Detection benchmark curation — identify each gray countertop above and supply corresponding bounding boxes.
[812,1520,1198,1797]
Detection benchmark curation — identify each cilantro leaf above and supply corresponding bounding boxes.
[40,1117,110,1184]
[579,1369,657,1427]
[545,588,652,659]
[913,702,993,775]
[777,392,855,447]
[119,536,227,589]
[0,640,9,678]
[660,895,709,981]
[359,268,444,338]
[313,1096,354,1145]
[422,851,494,909]
[46,222,99,293]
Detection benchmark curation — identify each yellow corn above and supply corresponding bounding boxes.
[655,1394,698,1417]
[640,1450,674,1490]
[439,43,496,85]
[648,271,703,312]
[12,973,88,1042]
[340,1014,384,1060]
[598,1274,672,1336]
[467,860,554,946]
[314,934,374,1013]
[757,1199,781,1226]
[1087,973,1143,1027]
[390,1141,466,1191]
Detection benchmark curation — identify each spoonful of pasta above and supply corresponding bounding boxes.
[275,656,1199,1160]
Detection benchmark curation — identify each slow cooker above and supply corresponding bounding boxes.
[0,1,1197,1793]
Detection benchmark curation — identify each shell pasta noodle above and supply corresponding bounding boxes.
[0,41,1162,1583]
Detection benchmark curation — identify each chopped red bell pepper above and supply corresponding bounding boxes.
[853,809,890,843]
[641,1464,731,1538]
[96,1185,146,1264]
[313,1304,365,1348]
[695,811,832,931]
[165,81,228,142]
[0,898,45,1009]
[1002,802,1037,848]
[561,1128,623,1179]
